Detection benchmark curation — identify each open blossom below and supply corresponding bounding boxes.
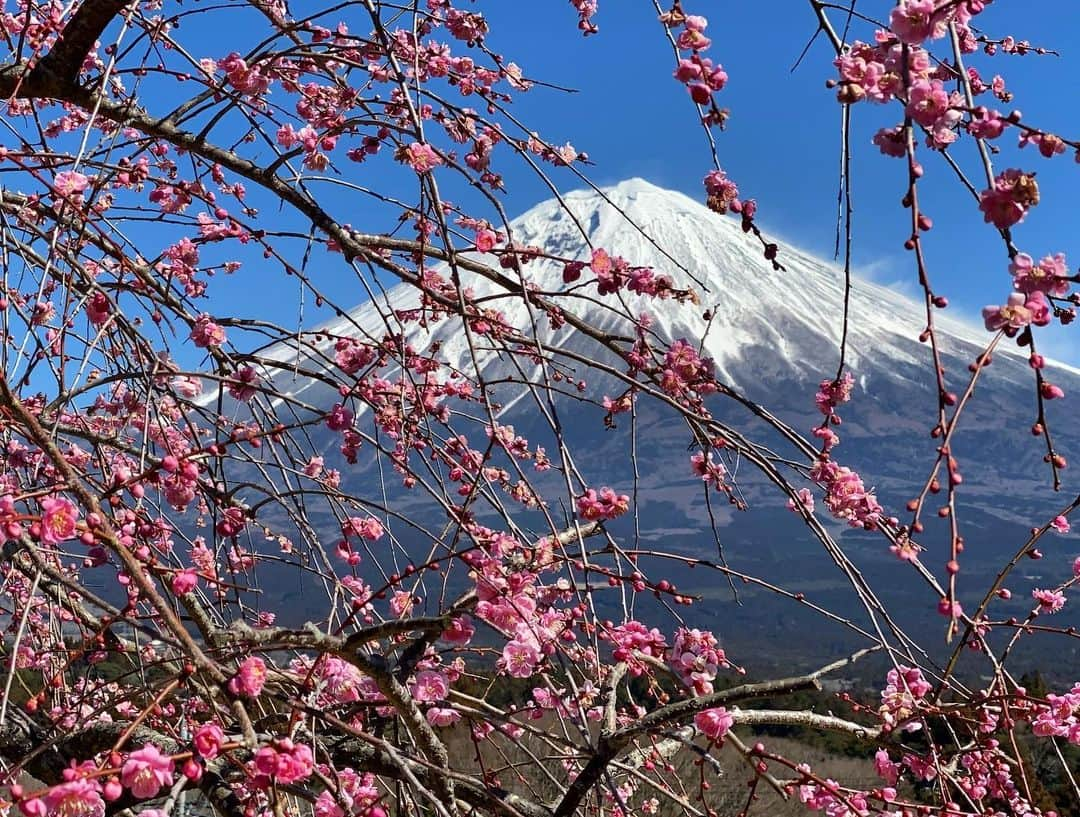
[228,656,267,697]
[193,723,225,759]
[786,487,815,514]
[401,142,442,173]
[410,670,449,703]
[253,739,314,784]
[872,126,906,157]
[906,79,949,127]
[576,486,629,520]
[815,372,854,417]
[967,107,1007,140]
[875,749,900,786]
[1010,252,1070,297]
[979,168,1039,229]
[694,707,733,741]
[1033,588,1066,614]
[38,778,105,817]
[226,366,259,401]
[811,460,883,529]
[703,169,738,213]
[669,627,727,694]
[982,292,1032,333]
[172,375,203,398]
[889,0,937,43]
[190,314,226,348]
[499,639,541,678]
[440,614,476,646]
[426,706,461,727]
[121,745,174,799]
[39,496,79,545]
[171,569,198,595]
[326,403,354,431]
[1051,515,1071,534]
[54,170,89,198]
[342,516,384,540]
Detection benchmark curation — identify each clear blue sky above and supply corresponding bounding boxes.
[475,2,1080,363]
[186,3,1080,365]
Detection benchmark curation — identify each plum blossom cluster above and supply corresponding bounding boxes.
[668,627,730,695]
[804,374,886,530]
[979,168,1041,229]
[1031,683,1080,742]
[576,486,629,521]
[668,14,727,110]
[983,250,1075,340]
[694,706,733,742]
[15,745,175,817]
[878,664,931,729]
[605,621,668,675]
[562,247,680,301]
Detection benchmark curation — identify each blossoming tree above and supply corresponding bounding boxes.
[0,2,1078,817]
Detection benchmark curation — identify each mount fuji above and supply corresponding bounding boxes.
[249,179,1080,675]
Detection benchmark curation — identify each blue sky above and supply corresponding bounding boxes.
[173,2,1080,367]
[474,2,1080,363]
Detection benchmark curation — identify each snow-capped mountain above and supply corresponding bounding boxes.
[251,179,1080,673]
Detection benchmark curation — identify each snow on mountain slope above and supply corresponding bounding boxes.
[264,177,1066,423]
[236,179,1080,666]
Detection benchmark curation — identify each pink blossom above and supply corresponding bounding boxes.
[228,656,267,697]
[39,496,79,545]
[342,516,384,540]
[967,108,1007,140]
[326,403,354,431]
[171,569,198,596]
[54,170,89,198]
[703,169,738,213]
[440,615,476,646]
[86,292,111,325]
[41,779,104,817]
[172,375,203,398]
[608,621,667,674]
[815,373,855,417]
[1020,131,1068,158]
[402,142,443,173]
[190,314,226,348]
[193,723,225,759]
[410,670,449,703]
[906,79,950,127]
[890,0,937,44]
[426,706,461,727]
[872,126,907,158]
[334,337,376,374]
[499,639,541,678]
[979,168,1039,229]
[253,738,314,784]
[982,292,1031,333]
[1010,252,1070,297]
[669,627,727,694]
[695,707,734,741]
[576,487,629,521]
[1033,588,1066,614]
[786,488,815,514]
[121,745,175,799]
[874,749,900,785]
[226,366,259,401]
[1052,515,1073,534]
